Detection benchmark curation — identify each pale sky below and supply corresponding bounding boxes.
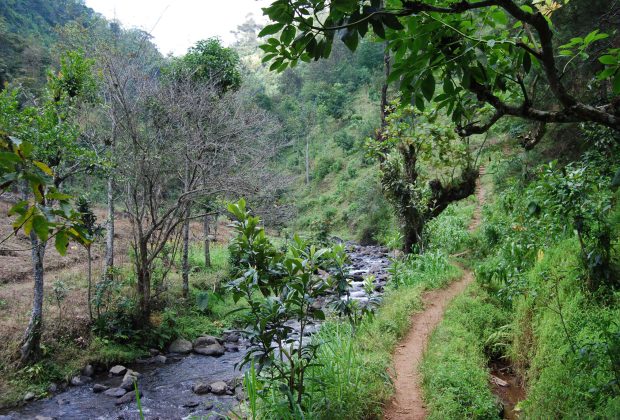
[84,0,271,56]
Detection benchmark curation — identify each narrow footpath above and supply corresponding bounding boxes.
[384,167,486,420]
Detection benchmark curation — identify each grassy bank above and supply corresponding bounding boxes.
[419,146,620,418]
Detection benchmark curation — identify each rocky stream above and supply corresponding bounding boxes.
[0,244,392,420]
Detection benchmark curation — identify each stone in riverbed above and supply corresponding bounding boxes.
[192,382,211,395]
[193,335,221,348]
[109,365,127,376]
[224,343,239,352]
[103,387,127,398]
[183,400,200,408]
[23,391,35,401]
[115,390,135,405]
[209,381,228,395]
[120,369,140,391]
[168,338,193,354]
[70,375,92,386]
[193,343,225,357]
[92,384,109,393]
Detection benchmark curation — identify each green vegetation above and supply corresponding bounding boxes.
[422,284,507,419]
[0,0,619,418]
[240,200,468,418]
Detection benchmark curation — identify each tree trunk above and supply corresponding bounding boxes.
[104,173,114,276]
[20,232,46,365]
[182,209,190,299]
[87,246,93,321]
[136,242,151,323]
[305,138,310,184]
[203,214,211,268]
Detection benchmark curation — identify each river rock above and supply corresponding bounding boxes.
[120,370,140,390]
[115,390,135,405]
[149,348,160,356]
[223,332,240,343]
[70,375,92,386]
[182,400,200,408]
[109,365,127,376]
[103,387,127,398]
[82,364,94,377]
[194,343,225,357]
[23,391,35,401]
[209,381,228,395]
[152,355,166,364]
[224,343,239,352]
[193,335,220,348]
[192,382,210,395]
[169,338,193,354]
[92,384,109,393]
[48,382,58,393]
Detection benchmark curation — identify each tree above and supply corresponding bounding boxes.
[367,102,477,252]
[165,38,242,92]
[259,0,620,135]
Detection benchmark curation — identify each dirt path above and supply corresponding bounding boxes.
[383,167,485,420]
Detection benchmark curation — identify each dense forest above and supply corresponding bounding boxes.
[0,0,619,419]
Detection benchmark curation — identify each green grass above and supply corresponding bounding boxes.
[421,283,507,419]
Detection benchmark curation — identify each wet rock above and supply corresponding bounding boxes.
[209,381,228,395]
[192,382,210,395]
[82,364,94,377]
[149,348,160,356]
[224,343,239,352]
[115,390,135,405]
[182,401,200,408]
[223,332,240,343]
[48,382,58,393]
[103,387,127,398]
[153,355,167,364]
[194,343,225,357]
[193,335,220,348]
[23,391,35,401]
[70,375,92,386]
[168,338,193,354]
[109,365,127,376]
[120,370,140,391]
[204,401,214,410]
[93,384,109,393]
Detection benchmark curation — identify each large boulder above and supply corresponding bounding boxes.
[193,335,220,348]
[193,343,225,357]
[168,338,193,354]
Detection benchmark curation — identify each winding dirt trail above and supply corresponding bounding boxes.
[383,167,485,420]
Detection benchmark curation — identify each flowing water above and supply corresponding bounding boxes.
[1,244,392,420]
